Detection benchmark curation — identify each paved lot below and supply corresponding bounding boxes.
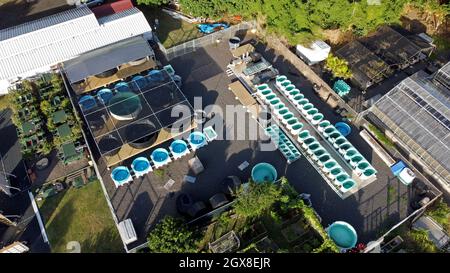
[0,0,74,30]
[0,109,49,252]
[91,39,440,249]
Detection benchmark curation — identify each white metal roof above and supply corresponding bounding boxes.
[0,7,152,81]
[63,36,154,83]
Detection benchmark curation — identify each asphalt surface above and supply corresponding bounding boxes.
[0,108,50,252]
[83,38,439,250]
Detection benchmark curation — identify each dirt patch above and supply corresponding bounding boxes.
[322,29,356,46]
[401,4,449,35]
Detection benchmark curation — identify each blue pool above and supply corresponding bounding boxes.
[189,132,206,145]
[97,88,113,104]
[111,166,131,185]
[151,148,169,163]
[132,157,150,173]
[132,75,148,90]
[79,95,96,111]
[170,140,188,154]
[251,163,277,183]
[335,122,351,137]
[148,70,165,82]
[327,221,357,249]
[115,81,130,93]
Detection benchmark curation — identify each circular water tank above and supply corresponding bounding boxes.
[125,121,158,149]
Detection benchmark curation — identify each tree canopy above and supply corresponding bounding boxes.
[142,0,449,44]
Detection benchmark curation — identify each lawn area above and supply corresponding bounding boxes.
[38,180,123,253]
[137,6,203,48]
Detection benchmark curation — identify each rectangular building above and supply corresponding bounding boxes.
[0,6,152,94]
[370,63,450,193]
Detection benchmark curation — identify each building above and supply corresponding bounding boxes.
[369,62,450,193]
[0,6,152,94]
[295,40,330,65]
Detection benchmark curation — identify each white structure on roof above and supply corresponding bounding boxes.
[295,40,331,65]
[0,6,152,94]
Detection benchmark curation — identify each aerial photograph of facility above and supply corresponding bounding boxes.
[0,0,449,260]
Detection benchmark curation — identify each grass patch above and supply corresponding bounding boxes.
[137,6,203,48]
[38,181,123,253]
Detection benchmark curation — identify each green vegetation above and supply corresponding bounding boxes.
[368,124,395,148]
[387,185,397,204]
[233,180,282,218]
[404,228,439,253]
[139,0,448,44]
[137,0,169,6]
[38,180,123,253]
[196,178,339,253]
[147,216,199,253]
[153,168,165,178]
[426,200,450,233]
[324,53,352,79]
[8,73,83,160]
[0,94,11,110]
[138,5,203,48]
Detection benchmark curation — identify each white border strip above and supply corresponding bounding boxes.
[28,191,49,244]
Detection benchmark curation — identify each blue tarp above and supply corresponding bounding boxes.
[390,161,406,176]
[197,23,229,34]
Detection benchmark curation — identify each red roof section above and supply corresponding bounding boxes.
[91,0,134,19]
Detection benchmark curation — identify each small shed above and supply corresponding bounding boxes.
[295,40,330,65]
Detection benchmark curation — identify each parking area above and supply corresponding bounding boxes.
[0,0,73,30]
[91,39,440,249]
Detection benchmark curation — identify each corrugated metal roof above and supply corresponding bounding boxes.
[0,7,151,80]
[63,36,154,83]
[0,6,93,41]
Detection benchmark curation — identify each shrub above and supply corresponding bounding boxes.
[233,180,281,218]
[324,53,352,79]
[147,216,199,253]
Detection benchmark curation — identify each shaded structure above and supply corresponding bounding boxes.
[73,69,194,167]
[370,63,450,192]
[336,41,392,89]
[361,26,426,69]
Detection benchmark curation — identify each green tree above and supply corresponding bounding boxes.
[137,0,169,6]
[233,181,281,218]
[324,53,352,79]
[147,216,199,253]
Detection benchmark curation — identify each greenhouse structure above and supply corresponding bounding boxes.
[369,62,450,193]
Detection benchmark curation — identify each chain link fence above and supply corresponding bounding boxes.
[156,21,256,61]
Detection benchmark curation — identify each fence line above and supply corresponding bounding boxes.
[156,21,256,61]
